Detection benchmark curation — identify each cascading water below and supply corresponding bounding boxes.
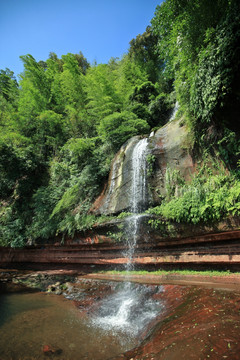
[131,137,148,213]
[124,137,149,272]
[169,101,179,122]
[91,136,162,338]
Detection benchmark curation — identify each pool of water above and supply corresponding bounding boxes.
[1,279,240,360]
[0,285,138,360]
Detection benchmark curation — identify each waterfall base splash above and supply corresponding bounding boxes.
[91,282,163,337]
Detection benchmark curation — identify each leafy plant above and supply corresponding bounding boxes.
[146,154,156,177]
[148,174,240,225]
[117,212,132,219]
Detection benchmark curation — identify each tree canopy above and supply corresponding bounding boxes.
[0,0,239,247]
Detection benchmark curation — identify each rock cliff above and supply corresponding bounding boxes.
[92,118,195,215]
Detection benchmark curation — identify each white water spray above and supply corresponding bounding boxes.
[93,283,162,335]
[131,137,148,213]
[92,136,162,336]
[124,137,149,272]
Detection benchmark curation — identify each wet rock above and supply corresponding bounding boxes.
[148,118,194,205]
[12,278,20,284]
[92,136,140,214]
[65,282,73,292]
[47,285,55,292]
[46,283,62,295]
[55,289,62,295]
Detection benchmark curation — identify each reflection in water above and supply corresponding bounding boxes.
[0,288,50,328]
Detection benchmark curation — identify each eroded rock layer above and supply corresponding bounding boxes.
[1,230,240,270]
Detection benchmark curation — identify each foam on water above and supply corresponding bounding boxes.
[92,283,162,336]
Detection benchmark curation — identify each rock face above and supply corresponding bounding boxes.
[148,118,194,205]
[92,118,195,215]
[92,136,143,215]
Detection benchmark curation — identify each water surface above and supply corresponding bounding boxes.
[0,286,137,360]
[1,280,240,360]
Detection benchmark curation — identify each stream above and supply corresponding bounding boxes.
[0,277,164,360]
[0,278,240,360]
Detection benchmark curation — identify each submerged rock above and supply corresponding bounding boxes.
[43,345,62,356]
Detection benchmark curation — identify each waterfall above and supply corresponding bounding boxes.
[91,136,161,336]
[131,137,148,213]
[124,137,148,271]
[93,283,162,336]
[169,101,179,122]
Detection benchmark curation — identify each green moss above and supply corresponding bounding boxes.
[100,269,239,277]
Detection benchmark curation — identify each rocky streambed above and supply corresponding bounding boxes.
[1,269,240,360]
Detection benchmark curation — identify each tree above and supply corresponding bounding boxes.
[151,0,239,118]
[17,55,51,137]
[190,4,240,128]
[98,111,150,152]
[85,63,122,126]
[129,26,162,83]
[115,55,148,104]
[0,69,18,103]
[74,51,90,75]
[129,81,158,105]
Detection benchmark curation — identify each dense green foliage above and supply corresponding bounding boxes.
[0,0,240,246]
[0,48,167,246]
[148,170,240,226]
[151,0,240,147]
[147,0,240,227]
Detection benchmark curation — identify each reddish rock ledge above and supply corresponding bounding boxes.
[1,230,240,271]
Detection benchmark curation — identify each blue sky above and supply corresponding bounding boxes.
[0,0,162,78]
